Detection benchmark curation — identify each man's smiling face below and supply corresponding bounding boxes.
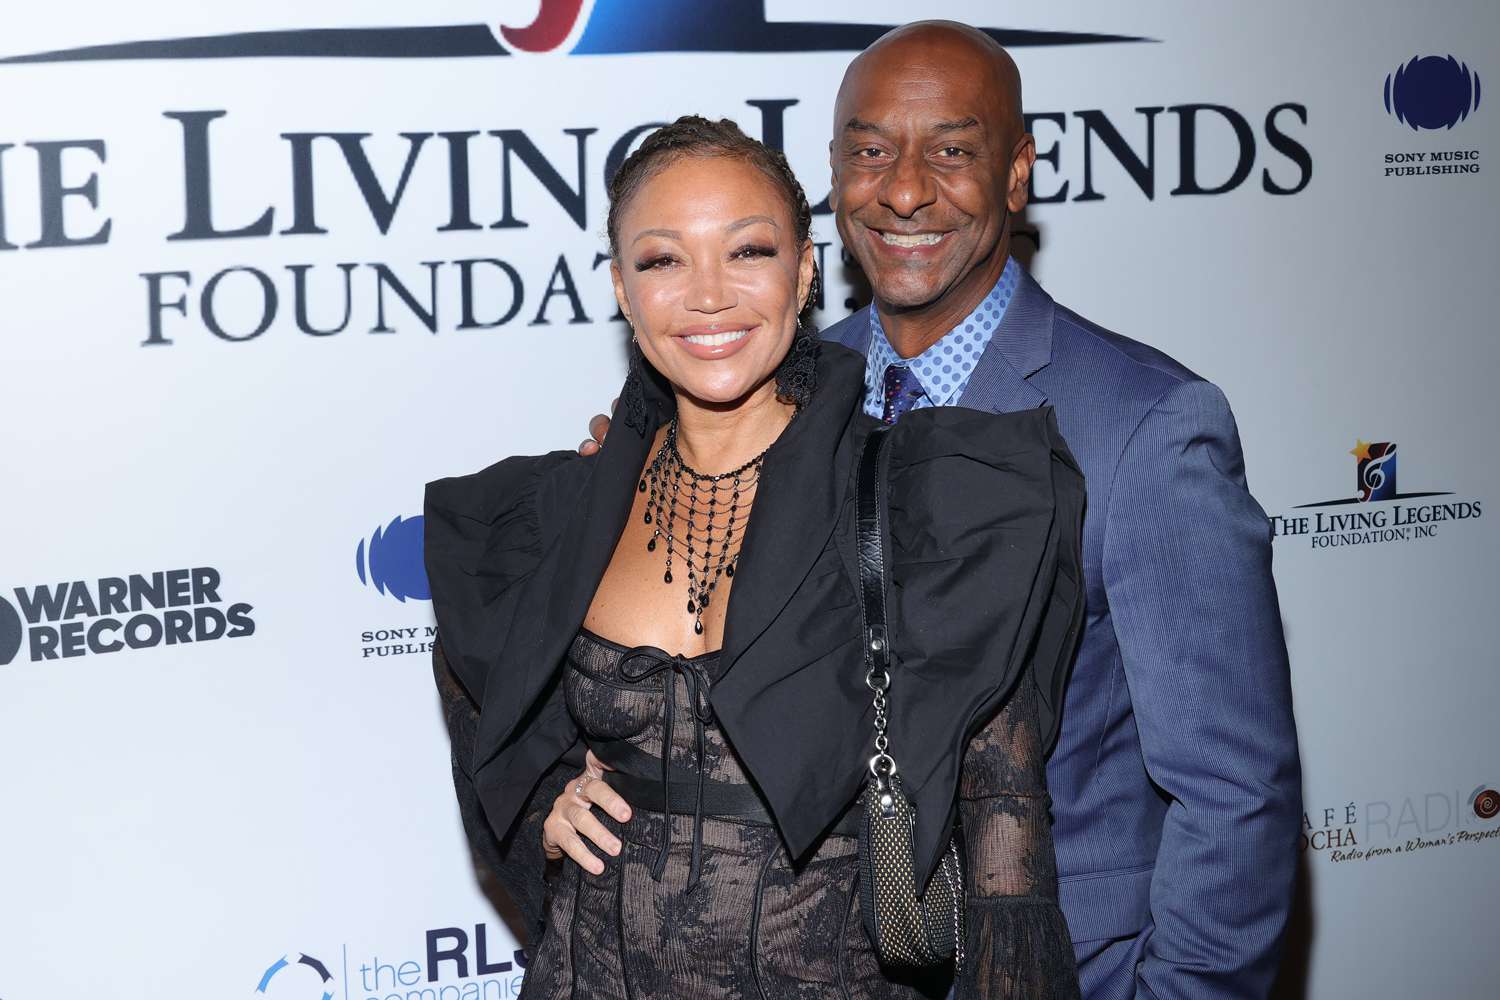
[830,24,1032,319]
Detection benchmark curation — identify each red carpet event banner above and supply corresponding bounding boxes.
[1,2,1495,997]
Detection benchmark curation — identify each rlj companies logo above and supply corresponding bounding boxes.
[1301,783,1500,864]
[354,515,435,660]
[0,566,254,666]
[256,924,526,1000]
[1381,54,1483,179]
[1270,440,1483,550]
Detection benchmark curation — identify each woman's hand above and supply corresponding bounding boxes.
[542,749,633,875]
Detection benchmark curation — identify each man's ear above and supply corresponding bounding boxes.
[797,241,817,314]
[1007,134,1036,214]
[609,261,632,327]
[827,140,841,214]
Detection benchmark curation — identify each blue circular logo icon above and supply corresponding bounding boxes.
[1385,55,1482,130]
[0,595,22,665]
[355,514,430,602]
[257,953,334,1000]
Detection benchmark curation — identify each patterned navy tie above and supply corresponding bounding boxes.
[881,363,926,424]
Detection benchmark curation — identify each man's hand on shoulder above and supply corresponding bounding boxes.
[578,399,616,456]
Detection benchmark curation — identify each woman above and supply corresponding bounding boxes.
[427,116,1084,998]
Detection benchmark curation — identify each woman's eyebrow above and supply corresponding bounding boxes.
[632,216,778,244]
[632,227,680,244]
[726,215,779,233]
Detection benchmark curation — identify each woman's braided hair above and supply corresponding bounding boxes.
[606,115,822,331]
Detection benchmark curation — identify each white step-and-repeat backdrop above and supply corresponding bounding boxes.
[2,2,1496,997]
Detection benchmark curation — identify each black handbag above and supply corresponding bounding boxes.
[854,423,966,971]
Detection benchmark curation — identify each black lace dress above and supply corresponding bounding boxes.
[427,344,1084,999]
[435,624,1078,999]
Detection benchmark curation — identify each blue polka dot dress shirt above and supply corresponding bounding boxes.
[861,257,1020,420]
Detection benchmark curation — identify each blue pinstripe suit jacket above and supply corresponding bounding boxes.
[823,266,1301,1000]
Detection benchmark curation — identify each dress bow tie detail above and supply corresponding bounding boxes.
[618,645,717,890]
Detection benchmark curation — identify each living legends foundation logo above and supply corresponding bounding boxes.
[1381,54,1483,179]
[0,5,1313,348]
[0,566,255,666]
[354,515,435,661]
[1270,439,1484,550]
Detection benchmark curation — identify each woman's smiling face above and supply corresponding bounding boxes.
[611,155,814,408]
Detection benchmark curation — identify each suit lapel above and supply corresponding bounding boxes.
[957,266,1055,415]
[821,307,874,354]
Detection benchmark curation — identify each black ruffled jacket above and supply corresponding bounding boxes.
[426,343,1085,993]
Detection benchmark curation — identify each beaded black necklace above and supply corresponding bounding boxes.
[639,419,767,635]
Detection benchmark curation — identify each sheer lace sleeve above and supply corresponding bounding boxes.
[953,679,1081,1000]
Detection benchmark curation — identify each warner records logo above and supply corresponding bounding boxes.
[0,1,1147,65]
[0,566,255,665]
[355,515,429,603]
[1270,439,1484,550]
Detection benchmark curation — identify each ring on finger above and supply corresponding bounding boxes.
[574,777,591,797]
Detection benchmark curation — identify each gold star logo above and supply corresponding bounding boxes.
[1350,439,1373,462]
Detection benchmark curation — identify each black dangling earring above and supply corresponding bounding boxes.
[774,325,819,409]
[621,331,649,435]
[775,267,821,409]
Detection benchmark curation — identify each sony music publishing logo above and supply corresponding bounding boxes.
[355,515,429,603]
[0,566,254,666]
[354,515,435,660]
[1381,54,1483,179]
[1269,439,1484,550]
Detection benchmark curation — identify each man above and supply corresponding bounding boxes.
[812,24,1301,997]
[532,19,1300,999]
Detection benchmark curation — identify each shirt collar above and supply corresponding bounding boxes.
[863,258,1021,416]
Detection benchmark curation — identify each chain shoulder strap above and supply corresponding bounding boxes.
[853,421,967,972]
[856,424,897,791]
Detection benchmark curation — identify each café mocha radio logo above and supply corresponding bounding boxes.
[1270,439,1483,550]
[0,566,255,665]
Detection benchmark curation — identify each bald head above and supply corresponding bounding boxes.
[837,20,1024,144]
